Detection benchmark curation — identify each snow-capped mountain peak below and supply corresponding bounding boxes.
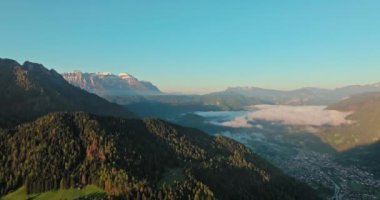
[118,72,136,80]
[96,72,113,76]
[62,71,161,96]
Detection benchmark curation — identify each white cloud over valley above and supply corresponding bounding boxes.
[199,105,352,128]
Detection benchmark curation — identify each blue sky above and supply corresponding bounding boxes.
[1,0,379,93]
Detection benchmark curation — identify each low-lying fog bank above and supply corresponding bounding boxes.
[196,105,352,129]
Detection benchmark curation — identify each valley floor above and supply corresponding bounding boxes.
[225,132,380,200]
[181,111,380,200]
[270,150,380,200]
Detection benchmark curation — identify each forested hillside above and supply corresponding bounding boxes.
[0,112,318,199]
[320,92,380,151]
[318,93,380,178]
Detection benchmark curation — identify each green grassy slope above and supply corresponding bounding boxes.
[1,185,105,200]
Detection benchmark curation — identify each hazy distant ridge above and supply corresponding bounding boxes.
[215,83,380,105]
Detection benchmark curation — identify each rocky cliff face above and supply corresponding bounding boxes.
[62,71,161,96]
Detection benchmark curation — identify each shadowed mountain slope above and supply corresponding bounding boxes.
[0,58,135,127]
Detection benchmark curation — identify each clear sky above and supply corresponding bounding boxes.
[1,0,380,94]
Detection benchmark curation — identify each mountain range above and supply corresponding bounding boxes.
[105,84,380,120]
[0,59,135,127]
[61,70,380,114]
[215,84,380,105]
[2,57,379,199]
[0,58,319,199]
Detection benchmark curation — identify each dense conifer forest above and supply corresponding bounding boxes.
[0,112,318,199]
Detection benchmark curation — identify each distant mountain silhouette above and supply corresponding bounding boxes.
[215,84,380,105]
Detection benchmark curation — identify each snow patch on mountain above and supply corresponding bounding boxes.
[62,71,161,96]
